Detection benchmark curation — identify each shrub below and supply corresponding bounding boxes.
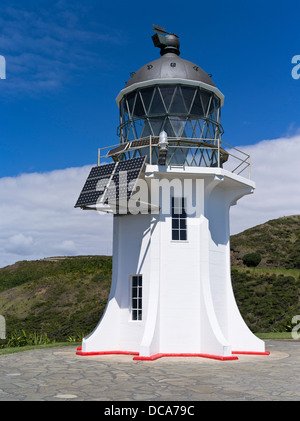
[242,252,262,267]
[0,330,55,349]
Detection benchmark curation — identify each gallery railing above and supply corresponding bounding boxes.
[97,136,251,179]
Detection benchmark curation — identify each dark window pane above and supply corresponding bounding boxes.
[137,310,142,320]
[180,230,187,241]
[172,230,179,240]
[132,310,137,321]
[132,298,137,309]
[172,218,179,229]
[180,219,186,229]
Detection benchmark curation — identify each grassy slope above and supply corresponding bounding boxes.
[230,214,300,269]
[0,256,112,341]
[230,215,300,332]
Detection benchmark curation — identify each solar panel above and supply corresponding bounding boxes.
[75,156,146,209]
[106,143,129,157]
[75,191,104,208]
[116,156,146,172]
[89,163,116,178]
[81,176,111,192]
[130,137,159,149]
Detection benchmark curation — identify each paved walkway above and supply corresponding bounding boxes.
[0,340,299,401]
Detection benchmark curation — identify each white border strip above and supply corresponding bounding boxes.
[115,78,225,107]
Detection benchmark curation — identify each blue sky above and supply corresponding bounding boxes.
[0,0,299,268]
[0,0,299,177]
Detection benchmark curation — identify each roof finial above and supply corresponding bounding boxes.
[152,24,180,56]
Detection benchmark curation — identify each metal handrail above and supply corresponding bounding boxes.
[97,136,251,179]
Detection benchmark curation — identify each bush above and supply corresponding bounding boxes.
[242,252,262,267]
[0,330,55,349]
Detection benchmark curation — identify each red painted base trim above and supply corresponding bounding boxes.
[232,350,270,356]
[133,353,238,361]
[76,350,139,356]
[75,349,269,360]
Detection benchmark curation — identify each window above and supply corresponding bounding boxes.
[171,197,187,241]
[131,275,142,321]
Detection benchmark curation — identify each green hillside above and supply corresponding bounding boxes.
[230,214,300,269]
[230,215,300,332]
[0,256,112,341]
[0,215,299,344]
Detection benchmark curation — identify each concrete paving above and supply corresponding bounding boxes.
[0,340,299,401]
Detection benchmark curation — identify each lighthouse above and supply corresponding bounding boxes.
[75,25,267,360]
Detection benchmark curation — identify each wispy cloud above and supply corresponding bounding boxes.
[0,2,125,95]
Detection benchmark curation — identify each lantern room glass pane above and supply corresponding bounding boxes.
[181,86,197,112]
[126,92,136,117]
[149,88,166,115]
[140,87,153,113]
[118,84,223,167]
[133,91,146,117]
[190,90,204,117]
[159,85,175,110]
[169,86,187,114]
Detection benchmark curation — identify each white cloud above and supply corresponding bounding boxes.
[229,134,300,234]
[0,165,113,268]
[0,134,299,268]
[5,233,33,255]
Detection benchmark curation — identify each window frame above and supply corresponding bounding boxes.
[171,197,187,241]
[130,274,143,321]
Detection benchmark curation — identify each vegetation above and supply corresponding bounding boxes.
[242,252,262,267]
[0,256,112,347]
[230,215,300,332]
[230,215,300,269]
[231,267,300,332]
[0,215,299,349]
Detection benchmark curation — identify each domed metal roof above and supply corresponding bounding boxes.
[125,53,216,89]
[116,25,224,107]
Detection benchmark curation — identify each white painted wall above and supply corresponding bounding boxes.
[82,166,265,356]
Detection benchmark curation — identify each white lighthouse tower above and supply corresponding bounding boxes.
[76,26,268,360]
